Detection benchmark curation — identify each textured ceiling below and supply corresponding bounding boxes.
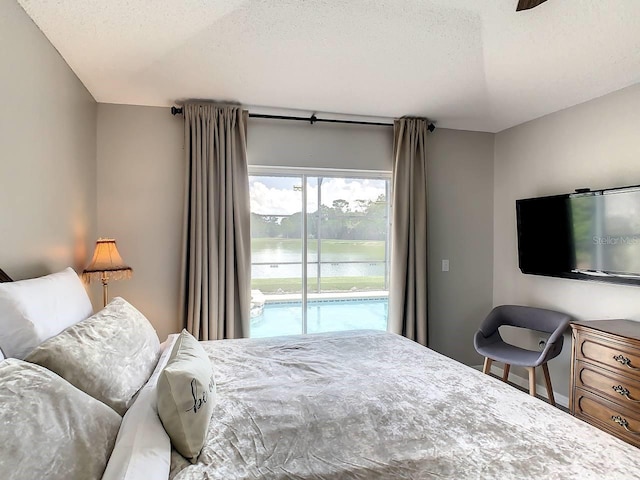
[17,0,640,132]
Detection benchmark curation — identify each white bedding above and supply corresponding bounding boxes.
[168,330,640,480]
[102,334,179,480]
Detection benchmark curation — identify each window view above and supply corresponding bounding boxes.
[249,172,390,338]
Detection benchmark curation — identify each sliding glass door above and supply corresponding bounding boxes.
[249,169,390,338]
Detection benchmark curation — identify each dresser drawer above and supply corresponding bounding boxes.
[574,388,640,447]
[575,331,640,375]
[576,360,640,408]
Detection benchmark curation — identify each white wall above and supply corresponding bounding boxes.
[96,104,184,340]
[0,0,97,280]
[95,108,495,352]
[428,129,495,365]
[494,83,640,400]
[247,118,392,170]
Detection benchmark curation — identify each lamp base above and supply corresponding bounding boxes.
[101,274,109,308]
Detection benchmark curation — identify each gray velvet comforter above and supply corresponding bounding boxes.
[170,330,640,479]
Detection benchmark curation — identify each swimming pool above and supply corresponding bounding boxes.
[250,298,388,338]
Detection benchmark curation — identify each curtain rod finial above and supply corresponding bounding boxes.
[427,123,435,133]
[171,106,183,116]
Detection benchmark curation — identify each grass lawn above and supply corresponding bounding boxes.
[252,276,386,293]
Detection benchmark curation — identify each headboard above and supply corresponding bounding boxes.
[0,268,13,282]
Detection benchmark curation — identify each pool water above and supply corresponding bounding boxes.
[251,298,388,338]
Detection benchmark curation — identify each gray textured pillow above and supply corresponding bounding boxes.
[25,297,160,415]
[158,329,216,462]
[0,359,121,480]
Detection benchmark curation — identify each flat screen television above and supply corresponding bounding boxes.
[516,185,640,286]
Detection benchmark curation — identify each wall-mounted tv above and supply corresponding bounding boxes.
[516,185,640,286]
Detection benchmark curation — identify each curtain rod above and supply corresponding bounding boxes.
[170,106,435,132]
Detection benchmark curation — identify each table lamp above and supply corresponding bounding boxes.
[83,238,132,307]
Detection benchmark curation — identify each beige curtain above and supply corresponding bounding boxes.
[179,104,251,340]
[389,118,429,346]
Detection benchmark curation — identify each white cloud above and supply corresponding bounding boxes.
[250,181,302,215]
[318,178,386,211]
[250,177,387,215]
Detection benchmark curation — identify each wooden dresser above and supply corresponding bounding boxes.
[570,320,640,447]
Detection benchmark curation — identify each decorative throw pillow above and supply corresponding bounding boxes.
[0,267,93,359]
[0,359,121,480]
[157,329,216,463]
[26,297,160,415]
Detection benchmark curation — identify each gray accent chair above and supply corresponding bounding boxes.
[474,305,571,406]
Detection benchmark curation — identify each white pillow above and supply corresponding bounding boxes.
[0,358,121,480]
[102,334,179,480]
[0,267,93,359]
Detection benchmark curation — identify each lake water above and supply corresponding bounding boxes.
[253,248,379,264]
[252,262,385,279]
[252,240,386,279]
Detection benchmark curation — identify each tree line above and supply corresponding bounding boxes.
[251,195,388,240]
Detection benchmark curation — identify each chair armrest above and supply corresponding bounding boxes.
[539,317,571,363]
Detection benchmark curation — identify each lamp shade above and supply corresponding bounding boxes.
[83,238,132,283]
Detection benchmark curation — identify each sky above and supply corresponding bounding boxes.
[249,176,388,215]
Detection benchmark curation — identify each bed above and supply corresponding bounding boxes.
[170,330,640,479]
[2,269,640,480]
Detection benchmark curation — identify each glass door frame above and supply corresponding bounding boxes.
[249,165,392,334]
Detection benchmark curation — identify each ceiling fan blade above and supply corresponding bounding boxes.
[516,0,548,11]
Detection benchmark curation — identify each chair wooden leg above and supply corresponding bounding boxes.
[502,364,510,382]
[542,363,556,406]
[483,357,493,374]
[527,367,536,397]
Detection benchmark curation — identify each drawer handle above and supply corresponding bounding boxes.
[613,354,640,370]
[611,415,640,435]
[612,385,640,403]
